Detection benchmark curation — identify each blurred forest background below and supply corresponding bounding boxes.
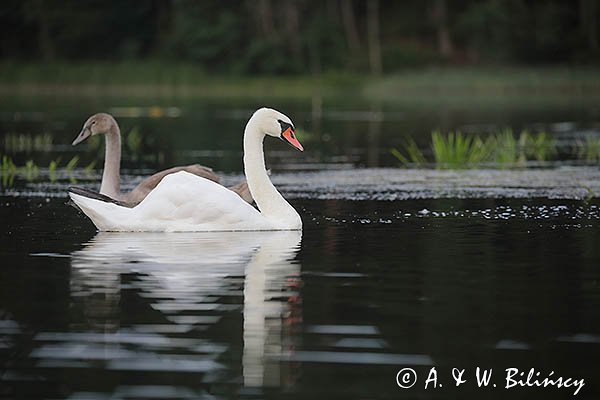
[1,0,599,75]
[1,0,600,179]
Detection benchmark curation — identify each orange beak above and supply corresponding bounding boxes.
[281,127,304,152]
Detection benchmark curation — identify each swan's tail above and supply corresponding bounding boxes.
[69,187,132,207]
[68,187,133,231]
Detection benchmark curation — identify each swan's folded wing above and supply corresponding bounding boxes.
[134,171,266,231]
[124,164,220,205]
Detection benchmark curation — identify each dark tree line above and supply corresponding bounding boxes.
[1,0,599,74]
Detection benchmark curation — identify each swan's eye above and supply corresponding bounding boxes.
[91,121,96,125]
[278,119,294,134]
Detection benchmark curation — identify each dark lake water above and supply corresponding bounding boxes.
[1,197,600,399]
[1,96,600,398]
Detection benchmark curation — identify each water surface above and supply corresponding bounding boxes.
[1,95,599,399]
[1,196,599,399]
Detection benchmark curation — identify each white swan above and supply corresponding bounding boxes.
[72,113,252,206]
[69,108,304,232]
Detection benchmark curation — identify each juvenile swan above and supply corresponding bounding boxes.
[72,113,252,206]
[69,108,304,232]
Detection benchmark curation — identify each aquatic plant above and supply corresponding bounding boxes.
[390,137,426,166]
[48,159,59,183]
[581,185,595,203]
[48,156,80,183]
[521,130,556,162]
[487,130,556,165]
[0,155,92,187]
[67,156,79,183]
[1,155,17,187]
[63,156,80,183]
[489,129,522,166]
[431,130,491,168]
[84,160,96,177]
[65,156,79,172]
[392,129,558,168]
[22,160,39,181]
[574,135,600,162]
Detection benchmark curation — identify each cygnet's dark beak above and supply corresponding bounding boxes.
[72,127,91,146]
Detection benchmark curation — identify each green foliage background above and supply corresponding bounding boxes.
[1,0,599,75]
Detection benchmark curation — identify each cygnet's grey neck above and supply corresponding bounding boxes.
[99,124,121,199]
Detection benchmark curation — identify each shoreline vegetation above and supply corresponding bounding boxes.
[1,63,600,99]
[392,130,600,169]
[2,128,600,189]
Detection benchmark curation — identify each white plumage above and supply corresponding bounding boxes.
[70,171,270,231]
[69,108,304,232]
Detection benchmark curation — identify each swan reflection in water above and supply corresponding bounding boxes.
[69,230,302,389]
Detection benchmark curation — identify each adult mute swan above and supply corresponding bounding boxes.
[69,108,304,232]
[71,113,253,206]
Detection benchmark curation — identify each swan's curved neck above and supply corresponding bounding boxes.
[99,123,121,199]
[243,121,299,226]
